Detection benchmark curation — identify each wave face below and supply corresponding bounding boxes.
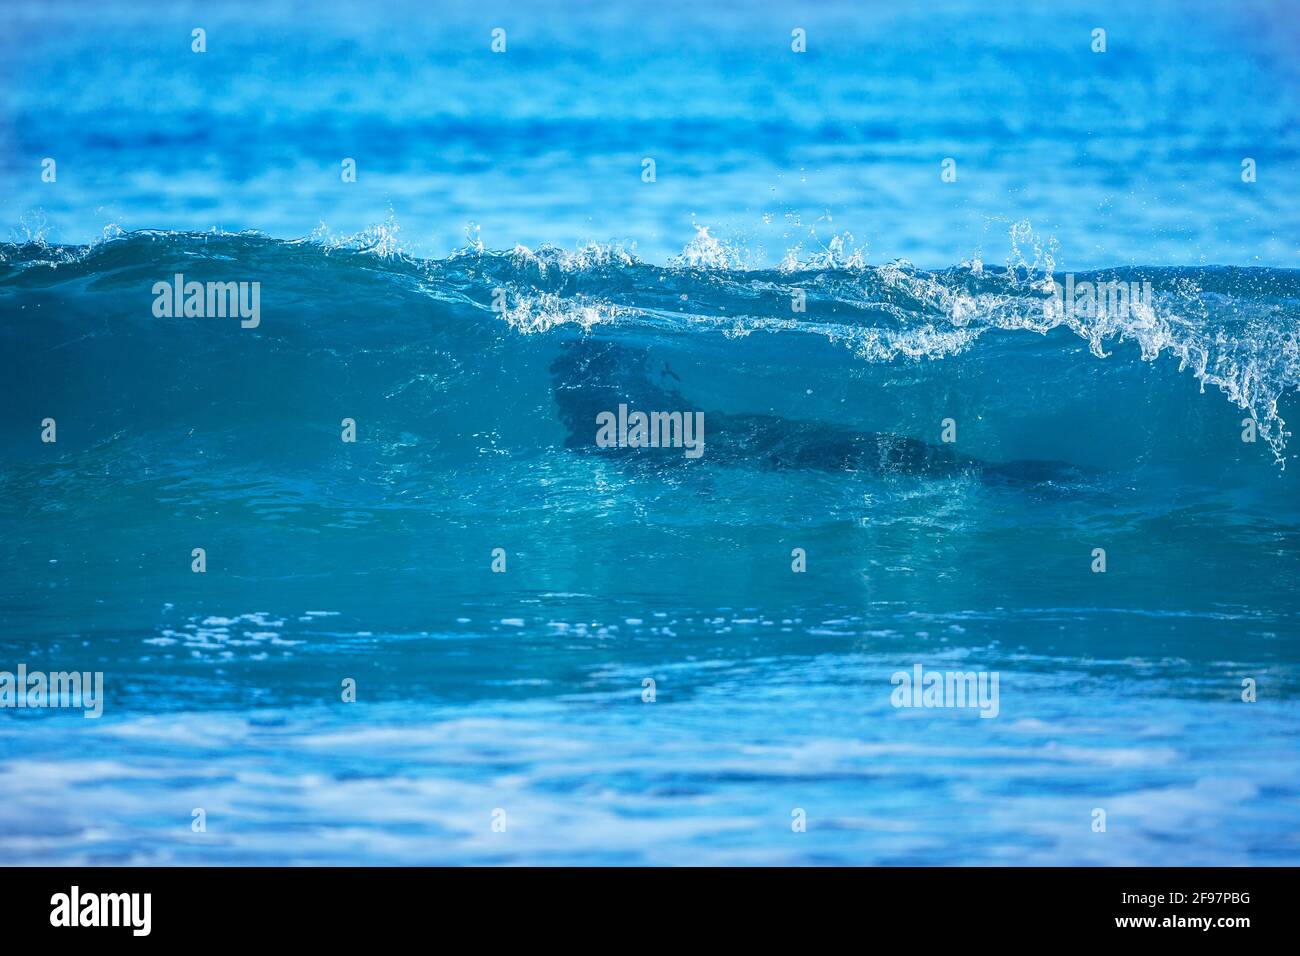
[3,232,1298,470]
[2,233,1300,865]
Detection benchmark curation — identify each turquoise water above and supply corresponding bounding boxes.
[1,0,1298,864]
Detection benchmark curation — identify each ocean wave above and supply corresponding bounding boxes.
[1,228,1297,470]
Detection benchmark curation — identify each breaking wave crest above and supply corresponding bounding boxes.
[1,227,1297,472]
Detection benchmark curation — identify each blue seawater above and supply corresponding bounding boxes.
[0,0,1298,865]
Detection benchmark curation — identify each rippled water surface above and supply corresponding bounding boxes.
[1,0,1298,865]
